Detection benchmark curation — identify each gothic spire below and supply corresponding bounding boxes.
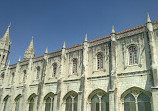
[111,25,115,34]
[28,36,34,51]
[18,56,21,62]
[111,25,116,41]
[1,25,11,43]
[45,47,48,54]
[24,37,35,60]
[147,13,151,23]
[146,13,153,32]
[63,41,66,49]
[84,33,88,42]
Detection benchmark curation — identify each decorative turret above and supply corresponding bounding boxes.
[0,25,11,68]
[84,33,88,42]
[24,37,35,60]
[147,13,153,32]
[146,13,158,87]
[18,56,21,62]
[45,47,48,54]
[62,41,66,49]
[111,25,116,41]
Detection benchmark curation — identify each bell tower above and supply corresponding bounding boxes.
[0,25,11,68]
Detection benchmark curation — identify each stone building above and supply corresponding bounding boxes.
[0,14,158,111]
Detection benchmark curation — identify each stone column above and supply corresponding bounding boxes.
[57,41,66,111]
[109,26,117,111]
[53,94,57,111]
[81,34,89,111]
[109,90,115,111]
[146,14,158,111]
[146,14,158,87]
[77,92,82,111]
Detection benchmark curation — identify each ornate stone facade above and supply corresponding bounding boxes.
[0,14,158,111]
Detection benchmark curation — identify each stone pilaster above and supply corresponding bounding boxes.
[57,41,66,111]
[109,90,115,111]
[81,34,89,111]
[146,14,158,87]
[109,26,117,111]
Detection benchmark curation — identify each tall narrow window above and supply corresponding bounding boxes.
[72,59,77,74]
[65,96,72,111]
[3,96,9,111]
[91,95,99,111]
[65,95,78,111]
[74,96,78,111]
[28,94,36,111]
[15,95,21,111]
[23,70,26,83]
[138,93,151,111]
[124,94,136,111]
[45,97,54,111]
[101,94,109,111]
[29,97,34,111]
[15,99,20,111]
[11,72,15,84]
[129,46,138,65]
[36,66,40,79]
[97,53,103,70]
[52,63,57,77]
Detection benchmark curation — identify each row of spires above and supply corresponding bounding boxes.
[0,13,153,63]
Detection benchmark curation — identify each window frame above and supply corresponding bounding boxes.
[23,70,26,83]
[128,45,138,65]
[121,88,152,111]
[36,66,40,80]
[52,63,57,77]
[97,53,104,70]
[44,92,54,111]
[72,58,78,74]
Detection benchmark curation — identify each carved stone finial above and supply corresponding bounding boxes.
[63,41,66,49]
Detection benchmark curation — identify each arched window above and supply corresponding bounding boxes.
[122,87,152,111]
[65,96,78,111]
[101,94,109,111]
[36,66,40,79]
[89,89,109,111]
[15,95,21,111]
[64,91,78,111]
[23,70,26,82]
[44,93,54,111]
[129,46,138,65]
[3,95,9,111]
[124,94,136,111]
[72,59,77,74]
[138,93,151,111]
[91,95,99,111]
[28,94,36,111]
[52,63,57,77]
[65,96,72,111]
[29,97,34,111]
[97,53,103,70]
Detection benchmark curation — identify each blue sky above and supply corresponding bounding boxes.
[0,0,157,64]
